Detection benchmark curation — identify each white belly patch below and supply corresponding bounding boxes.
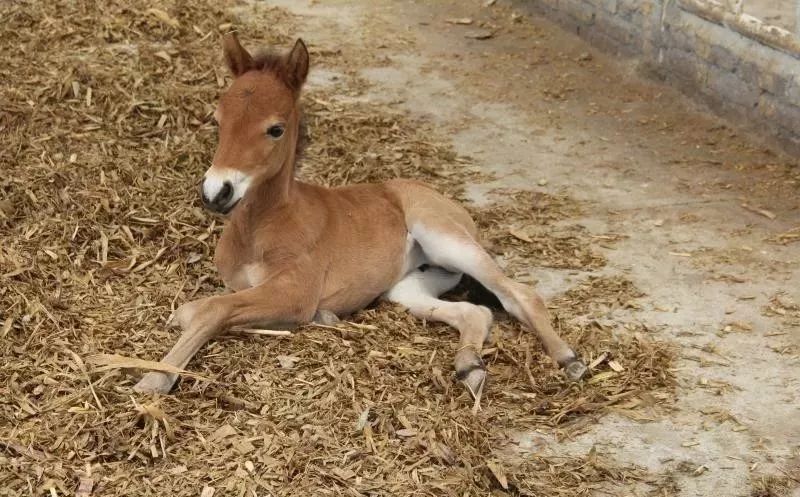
[400,232,427,277]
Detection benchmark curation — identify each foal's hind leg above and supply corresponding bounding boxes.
[385,267,493,395]
[411,222,587,381]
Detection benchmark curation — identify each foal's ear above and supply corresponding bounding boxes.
[222,32,254,76]
[284,38,310,92]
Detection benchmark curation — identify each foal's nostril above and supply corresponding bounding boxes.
[217,181,233,204]
[201,178,235,212]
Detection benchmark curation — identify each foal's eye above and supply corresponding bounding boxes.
[266,124,285,139]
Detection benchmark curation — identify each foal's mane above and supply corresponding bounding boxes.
[250,51,289,79]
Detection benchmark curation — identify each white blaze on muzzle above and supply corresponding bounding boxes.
[202,167,252,213]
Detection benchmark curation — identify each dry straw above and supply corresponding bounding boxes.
[1,0,674,495]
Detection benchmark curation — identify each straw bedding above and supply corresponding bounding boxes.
[1,1,674,495]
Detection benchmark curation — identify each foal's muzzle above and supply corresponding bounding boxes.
[201,167,250,214]
[201,179,235,214]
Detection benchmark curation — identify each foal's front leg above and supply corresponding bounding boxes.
[134,271,322,394]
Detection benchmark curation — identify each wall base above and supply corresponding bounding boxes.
[511,0,800,156]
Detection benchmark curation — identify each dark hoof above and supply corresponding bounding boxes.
[563,359,588,382]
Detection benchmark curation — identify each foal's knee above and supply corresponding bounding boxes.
[171,299,207,330]
[176,296,233,332]
[452,302,492,338]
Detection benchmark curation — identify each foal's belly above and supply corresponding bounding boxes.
[316,232,421,315]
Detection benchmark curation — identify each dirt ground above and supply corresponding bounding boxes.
[273,0,800,495]
[2,0,799,495]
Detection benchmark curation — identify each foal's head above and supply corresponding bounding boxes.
[202,33,309,214]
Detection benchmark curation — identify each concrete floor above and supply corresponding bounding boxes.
[268,0,800,495]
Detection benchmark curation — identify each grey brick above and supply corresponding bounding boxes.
[585,26,637,55]
[703,67,760,108]
[598,0,618,14]
[591,13,637,44]
[665,23,695,54]
[586,0,617,15]
[737,57,764,84]
[758,94,800,132]
[560,0,597,24]
[662,48,708,92]
[708,44,739,72]
[617,0,642,16]
[784,73,800,105]
[758,69,789,97]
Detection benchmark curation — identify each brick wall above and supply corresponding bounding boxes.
[511,0,800,155]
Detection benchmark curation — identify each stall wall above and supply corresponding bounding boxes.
[513,0,800,154]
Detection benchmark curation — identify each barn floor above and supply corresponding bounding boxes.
[2,0,799,495]
[276,0,800,494]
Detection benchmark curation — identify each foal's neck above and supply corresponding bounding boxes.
[251,155,296,208]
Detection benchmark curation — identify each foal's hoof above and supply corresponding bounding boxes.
[456,363,487,398]
[312,309,340,326]
[165,312,180,328]
[563,359,588,382]
[133,371,177,394]
[460,367,487,397]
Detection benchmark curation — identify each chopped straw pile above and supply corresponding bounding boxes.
[1,1,674,495]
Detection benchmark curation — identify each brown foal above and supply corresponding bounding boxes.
[134,34,587,395]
